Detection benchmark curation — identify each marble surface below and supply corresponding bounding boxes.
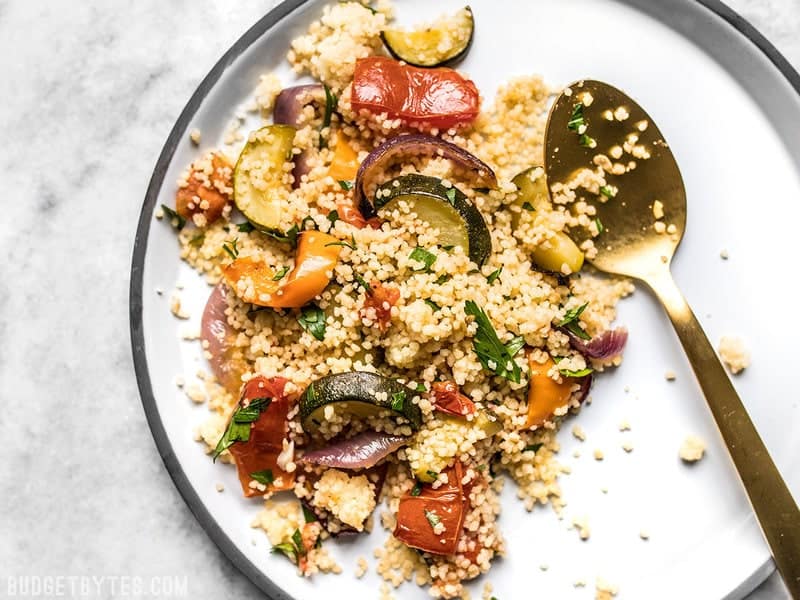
[0,0,798,598]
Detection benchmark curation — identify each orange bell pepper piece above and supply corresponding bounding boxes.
[524,355,574,429]
[327,136,360,182]
[222,231,341,308]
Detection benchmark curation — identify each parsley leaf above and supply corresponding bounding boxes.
[391,391,406,411]
[222,238,239,260]
[567,103,585,132]
[464,300,524,383]
[599,185,615,199]
[579,134,596,148]
[319,84,338,148]
[594,217,605,234]
[521,201,535,212]
[160,204,186,230]
[250,470,274,485]
[213,397,272,460]
[326,234,357,250]
[410,482,423,497]
[263,224,300,248]
[558,302,591,341]
[292,529,305,555]
[523,443,543,454]
[302,503,318,523]
[354,274,372,293]
[189,232,205,247]
[486,268,502,284]
[434,274,451,285]
[338,180,354,191]
[445,188,456,204]
[298,305,326,341]
[424,509,441,529]
[409,247,436,272]
[271,542,298,565]
[424,299,441,312]
[560,366,594,378]
[327,210,339,223]
[237,221,255,233]
[272,266,290,281]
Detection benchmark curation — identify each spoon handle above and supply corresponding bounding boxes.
[646,270,800,597]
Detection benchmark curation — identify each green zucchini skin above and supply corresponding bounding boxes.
[374,174,492,266]
[380,7,474,69]
[300,371,423,431]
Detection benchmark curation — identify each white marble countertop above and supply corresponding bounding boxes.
[0,0,797,598]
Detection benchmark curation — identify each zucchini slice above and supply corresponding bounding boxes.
[381,7,474,68]
[375,174,491,266]
[233,125,296,231]
[301,372,423,432]
[512,166,584,274]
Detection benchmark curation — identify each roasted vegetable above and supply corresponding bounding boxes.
[273,85,324,188]
[430,381,476,417]
[328,136,360,182]
[234,125,296,231]
[200,284,248,395]
[372,174,491,266]
[300,431,408,469]
[381,7,474,68]
[300,371,423,432]
[524,355,574,429]
[351,57,480,129]
[222,231,341,308]
[175,152,233,227]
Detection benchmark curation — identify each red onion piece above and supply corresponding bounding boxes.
[355,133,497,215]
[566,327,629,360]
[575,372,593,405]
[201,284,245,394]
[273,85,323,189]
[300,431,408,469]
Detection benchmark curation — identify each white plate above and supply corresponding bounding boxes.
[130,1,800,598]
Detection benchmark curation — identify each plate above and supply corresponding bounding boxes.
[130,1,800,598]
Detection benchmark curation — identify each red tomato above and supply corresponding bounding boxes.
[228,376,295,497]
[351,57,480,129]
[431,381,477,417]
[361,281,400,332]
[394,462,467,555]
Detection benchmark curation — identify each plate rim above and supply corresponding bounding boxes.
[129,1,800,598]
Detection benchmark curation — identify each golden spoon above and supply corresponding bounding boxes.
[545,79,800,596]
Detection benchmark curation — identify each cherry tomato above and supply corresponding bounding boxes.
[351,57,480,129]
[227,376,295,497]
[361,281,400,331]
[394,461,467,555]
[430,381,477,417]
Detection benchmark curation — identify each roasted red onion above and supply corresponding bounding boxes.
[355,133,497,215]
[300,431,408,469]
[566,327,629,360]
[273,85,324,189]
[201,284,245,394]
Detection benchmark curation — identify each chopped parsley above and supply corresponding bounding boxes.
[272,266,290,281]
[464,300,524,383]
[212,397,272,460]
[250,469,274,485]
[486,268,502,285]
[424,299,441,312]
[160,204,186,230]
[557,302,590,341]
[560,366,594,378]
[410,482,423,497]
[445,187,456,204]
[319,84,338,148]
[521,201,536,212]
[599,185,616,199]
[237,221,255,233]
[424,509,441,529]
[263,224,300,248]
[354,274,372,293]
[391,391,406,411]
[579,134,596,148]
[301,215,317,231]
[434,274,451,285]
[325,234,357,250]
[523,443,543,454]
[473,187,491,194]
[222,238,239,260]
[189,232,205,247]
[326,210,339,223]
[302,503,318,523]
[297,305,326,341]
[567,102,585,132]
[409,247,436,272]
[595,217,605,234]
[426,470,438,480]
[338,180,353,191]
[271,542,298,565]
[415,383,427,392]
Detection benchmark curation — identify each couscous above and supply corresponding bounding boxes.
[163,3,634,598]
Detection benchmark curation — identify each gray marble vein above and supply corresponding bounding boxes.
[0,0,797,598]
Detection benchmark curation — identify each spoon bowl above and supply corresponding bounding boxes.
[544,79,800,597]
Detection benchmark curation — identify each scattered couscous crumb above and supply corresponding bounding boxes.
[621,441,634,453]
[572,516,591,540]
[639,529,650,540]
[572,425,587,441]
[720,249,729,260]
[355,556,368,578]
[574,579,587,588]
[169,293,190,319]
[481,581,494,600]
[186,382,207,404]
[539,563,549,571]
[593,449,604,461]
[190,128,202,145]
[679,435,706,463]
[718,336,750,374]
[600,486,608,494]
[215,483,225,493]
[618,420,631,431]
[596,577,619,599]
[664,370,676,381]
[174,375,185,388]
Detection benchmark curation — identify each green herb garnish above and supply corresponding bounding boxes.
[237,221,255,233]
[486,268,502,284]
[599,185,615,199]
[263,224,300,248]
[445,188,456,204]
[391,391,406,411]
[302,504,318,523]
[298,305,326,341]
[594,217,605,234]
[326,234,357,250]
[426,470,438,480]
[464,300,524,383]
[567,103,585,132]
[523,443,543,454]
[521,201,535,212]
[409,247,436,272]
[271,542,298,565]
[189,232,205,247]
[354,274,372,293]
[250,469,274,485]
[435,274,451,285]
[424,509,441,529]
[160,205,186,230]
[579,134,596,148]
[272,266,290,281]
[560,367,594,378]
[338,180,353,191]
[410,482,423,497]
[327,210,339,223]
[557,302,590,341]
[292,529,304,555]
[222,238,239,260]
[213,397,272,460]
[319,84,337,148]
[424,299,441,312]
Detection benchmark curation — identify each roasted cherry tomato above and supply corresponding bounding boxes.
[360,281,400,331]
[227,376,295,497]
[175,152,233,226]
[394,461,467,555]
[431,381,477,417]
[351,57,480,129]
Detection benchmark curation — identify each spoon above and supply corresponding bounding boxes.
[545,79,800,596]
